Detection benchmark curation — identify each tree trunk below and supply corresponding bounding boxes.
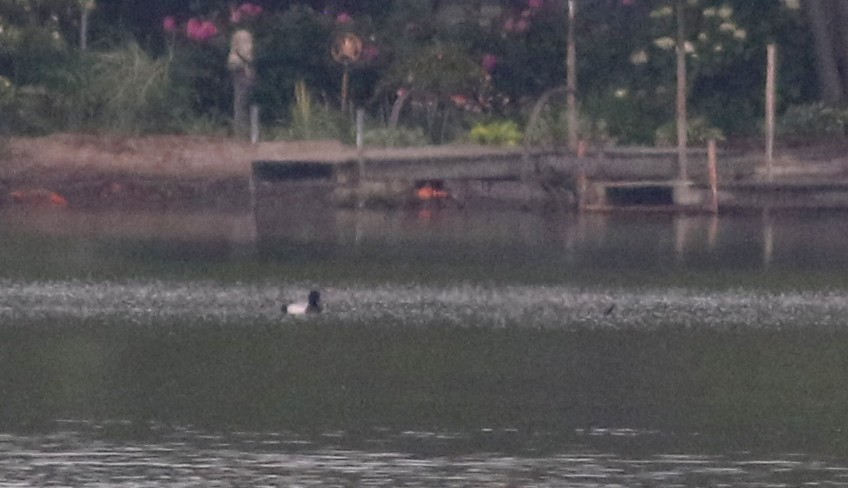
[803,0,844,104]
[831,0,848,93]
[566,0,578,152]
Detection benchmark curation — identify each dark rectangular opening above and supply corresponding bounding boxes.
[606,185,674,206]
[253,161,334,182]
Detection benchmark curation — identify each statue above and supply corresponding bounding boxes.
[228,29,255,139]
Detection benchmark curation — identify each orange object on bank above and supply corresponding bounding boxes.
[416,184,450,200]
[10,189,68,207]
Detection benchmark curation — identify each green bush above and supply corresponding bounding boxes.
[84,43,181,134]
[282,80,352,142]
[655,117,725,147]
[582,92,667,145]
[363,127,429,147]
[778,102,848,138]
[524,104,615,148]
[469,120,522,146]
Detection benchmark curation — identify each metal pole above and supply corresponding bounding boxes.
[765,44,777,181]
[676,0,689,181]
[566,0,579,152]
[341,65,350,113]
[250,104,260,144]
[707,138,718,213]
[355,108,365,150]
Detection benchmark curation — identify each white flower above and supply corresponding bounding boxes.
[654,36,675,50]
[630,50,649,64]
[698,32,709,42]
[684,41,695,53]
[719,22,736,32]
[703,7,717,17]
[718,5,733,19]
[733,29,747,40]
[650,6,673,18]
[614,88,628,98]
[714,44,724,52]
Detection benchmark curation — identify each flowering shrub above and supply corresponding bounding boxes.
[469,120,523,146]
[185,19,218,42]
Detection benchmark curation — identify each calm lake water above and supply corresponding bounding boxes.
[3,205,848,486]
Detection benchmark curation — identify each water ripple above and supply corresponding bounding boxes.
[0,279,845,328]
[1,428,847,487]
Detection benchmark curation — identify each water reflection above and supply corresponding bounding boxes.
[3,205,848,484]
[6,205,848,276]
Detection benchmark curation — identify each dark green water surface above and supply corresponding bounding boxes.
[2,207,848,486]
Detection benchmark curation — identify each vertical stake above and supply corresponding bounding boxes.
[707,139,719,213]
[250,104,260,144]
[765,44,777,181]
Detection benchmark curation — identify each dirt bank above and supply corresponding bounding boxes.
[0,134,355,210]
[3,133,848,211]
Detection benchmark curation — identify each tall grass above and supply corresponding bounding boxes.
[283,80,351,142]
[84,43,178,134]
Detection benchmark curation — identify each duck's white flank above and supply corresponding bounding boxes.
[282,290,321,315]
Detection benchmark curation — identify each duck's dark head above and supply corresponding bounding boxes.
[308,290,321,307]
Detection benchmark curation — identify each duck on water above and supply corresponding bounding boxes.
[282,290,321,315]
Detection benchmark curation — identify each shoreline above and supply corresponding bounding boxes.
[3,133,848,211]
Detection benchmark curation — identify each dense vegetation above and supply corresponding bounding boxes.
[0,0,832,146]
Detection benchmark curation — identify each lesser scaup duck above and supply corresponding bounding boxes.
[282,290,321,315]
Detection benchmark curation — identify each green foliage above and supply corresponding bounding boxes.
[469,120,522,146]
[0,0,825,142]
[778,102,848,138]
[253,6,336,125]
[655,116,725,147]
[363,127,429,148]
[379,42,483,99]
[282,80,351,142]
[582,92,668,146]
[84,43,180,134]
[524,100,615,148]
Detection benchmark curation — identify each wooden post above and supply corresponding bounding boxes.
[566,0,579,152]
[707,138,719,213]
[355,108,365,150]
[576,169,588,212]
[249,104,260,144]
[341,65,350,113]
[765,44,777,181]
[80,7,89,51]
[676,0,689,181]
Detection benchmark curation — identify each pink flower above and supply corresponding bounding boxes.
[186,18,218,41]
[336,12,352,24]
[363,44,380,61]
[528,0,544,8]
[239,3,263,16]
[515,18,530,33]
[481,54,498,72]
[162,16,177,33]
[503,17,515,32]
[397,87,409,98]
[450,94,468,107]
[230,8,242,24]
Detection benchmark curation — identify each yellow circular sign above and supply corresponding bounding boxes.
[331,33,363,64]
